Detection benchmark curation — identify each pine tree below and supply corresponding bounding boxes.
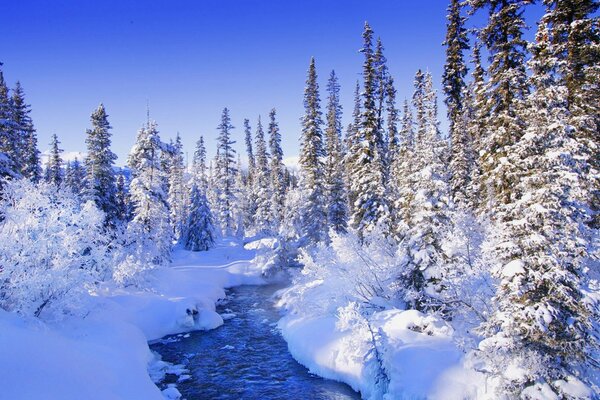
[401,72,452,310]
[344,81,361,215]
[541,0,599,228]
[374,37,389,145]
[127,121,171,265]
[167,133,186,240]
[244,118,255,181]
[462,42,487,208]
[0,66,19,180]
[443,0,469,131]
[65,158,86,196]
[385,76,399,161]
[298,57,327,245]
[268,108,286,225]
[443,0,471,206]
[253,115,272,232]
[215,107,237,236]
[479,20,597,395]
[348,22,389,238]
[11,82,40,181]
[192,136,208,190]
[115,173,131,222]
[45,133,63,186]
[469,0,530,211]
[83,104,118,225]
[184,181,216,251]
[390,99,415,238]
[324,70,348,234]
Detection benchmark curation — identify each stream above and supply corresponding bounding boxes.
[150,284,361,400]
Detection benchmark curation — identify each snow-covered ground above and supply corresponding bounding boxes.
[277,306,484,399]
[0,238,267,400]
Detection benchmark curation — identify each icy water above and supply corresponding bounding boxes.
[150,284,361,400]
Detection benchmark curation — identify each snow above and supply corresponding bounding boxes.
[502,259,526,278]
[278,308,465,399]
[0,238,265,400]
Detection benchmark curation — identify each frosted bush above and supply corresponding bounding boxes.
[0,179,113,319]
[279,224,403,317]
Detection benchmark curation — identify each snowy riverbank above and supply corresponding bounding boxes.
[0,238,266,400]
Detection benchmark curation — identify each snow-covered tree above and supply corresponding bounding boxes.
[11,82,41,181]
[469,0,530,213]
[348,22,389,238]
[184,181,215,251]
[45,133,63,187]
[126,121,171,266]
[192,136,208,189]
[385,76,399,162]
[389,99,416,238]
[0,67,19,181]
[541,0,600,228]
[298,57,327,245]
[243,118,255,182]
[400,72,453,311]
[345,81,361,214]
[83,104,118,225]
[214,108,237,236]
[324,70,348,234]
[0,179,112,319]
[268,108,286,225]
[64,158,86,197]
[443,0,471,207]
[115,173,131,222]
[253,115,272,233]
[167,133,186,240]
[477,15,598,397]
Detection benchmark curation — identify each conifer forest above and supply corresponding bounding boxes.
[0,1,598,399]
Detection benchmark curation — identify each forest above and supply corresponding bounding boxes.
[0,0,598,399]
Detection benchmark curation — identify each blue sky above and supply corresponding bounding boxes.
[0,0,543,166]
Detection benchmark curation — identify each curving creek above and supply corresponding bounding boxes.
[150,284,361,400]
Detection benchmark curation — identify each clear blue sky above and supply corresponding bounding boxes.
[0,0,543,166]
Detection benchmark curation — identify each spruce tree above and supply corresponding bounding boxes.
[479,20,597,395]
[11,82,40,181]
[470,0,530,211]
[374,37,389,144]
[348,22,389,238]
[167,133,186,240]
[542,0,599,228]
[192,136,208,190]
[443,0,469,131]
[45,133,63,186]
[84,104,118,225]
[401,73,452,310]
[443,0,471,206]
[344,81,361,215]
[253,115,272,232]
[389,99,415,238]
[115,174,131,222]
[127,121,172,265]
[298,57,327,245]
[324,70,348,234]
[0,66,19,180]
[215,107,237,236]
[243,118,255,181]
[385,76,399,161]
[65,158,86,196]
[184,181,215,251]
[268,108,286,225]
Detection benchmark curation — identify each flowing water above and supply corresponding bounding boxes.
[150,284,361,400]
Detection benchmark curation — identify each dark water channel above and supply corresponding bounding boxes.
[150,284,361,400]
